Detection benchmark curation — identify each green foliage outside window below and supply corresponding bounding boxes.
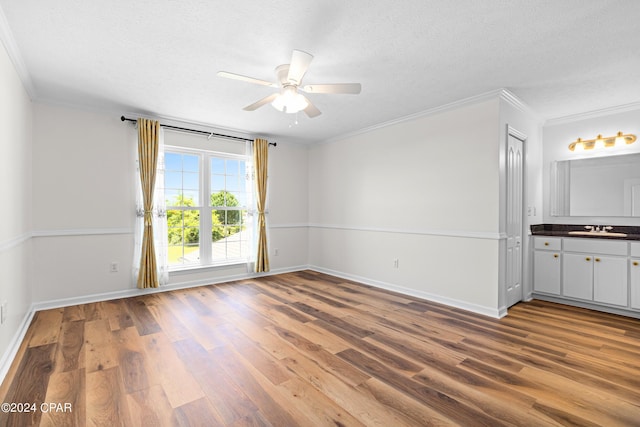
[167,191,245,245]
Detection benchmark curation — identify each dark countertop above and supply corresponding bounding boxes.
[531,224,640,241]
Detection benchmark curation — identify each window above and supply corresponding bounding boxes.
[165,147,252,268]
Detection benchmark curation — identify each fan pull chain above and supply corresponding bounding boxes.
[288,111,300,128]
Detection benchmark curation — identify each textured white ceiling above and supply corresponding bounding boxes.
[1,0,639,142]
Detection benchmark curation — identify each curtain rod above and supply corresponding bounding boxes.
[120,116,276,146]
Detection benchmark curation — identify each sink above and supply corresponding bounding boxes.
[568,231,628,238]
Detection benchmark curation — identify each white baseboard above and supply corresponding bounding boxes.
[0,306,36,386]
[31,264,310,312]
[308,265,503,319]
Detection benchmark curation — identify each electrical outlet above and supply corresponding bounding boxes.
[393,259,399,268]
[274,248,279,256]
[110,262,119,273]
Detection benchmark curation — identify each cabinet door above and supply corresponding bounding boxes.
[631,259,640,309]
[593,256,628,306]
[534,251,561,294]
[563,253,593,300]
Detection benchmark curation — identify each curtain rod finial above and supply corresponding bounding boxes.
[120,115,125,121]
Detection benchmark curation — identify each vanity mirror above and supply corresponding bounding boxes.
[551,152,640,217]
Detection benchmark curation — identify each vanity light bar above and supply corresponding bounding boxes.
[568,131,636,151]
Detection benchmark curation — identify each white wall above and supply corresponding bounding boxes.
[31,103,309,304]
[267,140,309,270]
[543,107,640,225]
[307,98,506,316]
[0,39,33,366]
[31,104,136,303]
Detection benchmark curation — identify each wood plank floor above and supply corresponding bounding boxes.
[1,270,640,426]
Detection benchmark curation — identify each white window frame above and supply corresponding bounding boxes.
[165,145,253,271]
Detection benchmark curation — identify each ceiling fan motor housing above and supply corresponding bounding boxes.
[275,64,292,86]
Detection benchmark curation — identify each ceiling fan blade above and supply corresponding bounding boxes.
[287,50,313,85]
[301,83,361,94]
[217,71,277,87]
[243,93,279,111]
[302,96,321,118]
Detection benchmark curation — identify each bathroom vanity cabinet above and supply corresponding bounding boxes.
[533,236,640,317]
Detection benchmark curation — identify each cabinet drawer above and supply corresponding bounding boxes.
[631,242,640,257]
[534,237,561,251]
[563,238,627,256]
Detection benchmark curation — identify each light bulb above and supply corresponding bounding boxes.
[594,134,605,150]
[615,131,625,147]
[271,86,308,114]
[574,138,584,152]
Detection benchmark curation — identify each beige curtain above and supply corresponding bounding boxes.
[254,138,270,272]
[137,119,161,288]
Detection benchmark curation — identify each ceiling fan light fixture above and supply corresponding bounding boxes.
[271,86,308,114]
[219,49,360,118]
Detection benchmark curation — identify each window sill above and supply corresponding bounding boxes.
[168,259,249,275]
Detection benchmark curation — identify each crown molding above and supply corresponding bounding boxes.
[544,101,640,127]
[322,88,538,145]
[0,4,35,98]
[498,89,543,123]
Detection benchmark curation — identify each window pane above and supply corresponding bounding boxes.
[225,210,243,226]
[211,210,224,242]
[165,171,182,189]
[183,155,199,172]
[165,190,182,206]
[210,190,225,207]
[228,191,245,207]
[210,176,225,194]
[225,175,241,192]
[165,153,182,171]
[211,225,248,260]
[183,172,199,190]
[234,192,248,207]
[167,209,200,266]
[211,157,225,172]
[183,190,199,206]
[226,159,239,175]
[165,152,201,210]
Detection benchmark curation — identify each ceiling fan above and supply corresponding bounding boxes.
[217,50,361,118]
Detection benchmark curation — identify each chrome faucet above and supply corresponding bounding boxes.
[586,225,614,233]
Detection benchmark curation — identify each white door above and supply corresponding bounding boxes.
[506,133,524,307]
